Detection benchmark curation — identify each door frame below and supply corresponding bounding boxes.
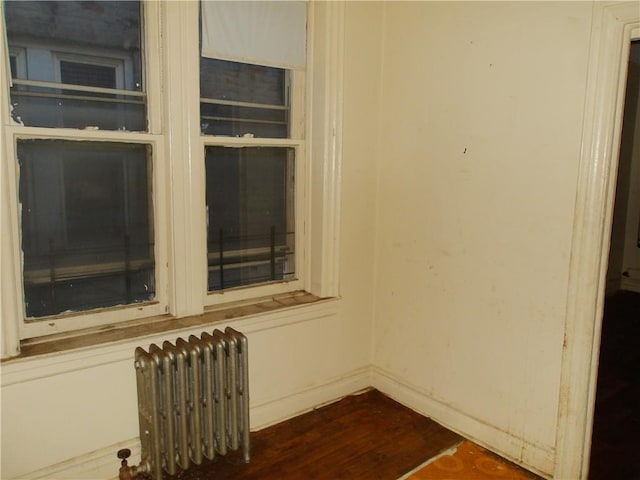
[555,3,640,479]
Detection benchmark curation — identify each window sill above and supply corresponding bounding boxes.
[14,291,324,359]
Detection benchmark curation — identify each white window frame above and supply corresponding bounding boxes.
[0,0,343,357]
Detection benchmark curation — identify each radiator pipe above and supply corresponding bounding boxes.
[117,449,150,480]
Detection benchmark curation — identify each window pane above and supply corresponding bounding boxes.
[4,1,145,131]
[18,140,155,318]
[200,58,289,138]
[205,146,295,291]
[60,61,117,89]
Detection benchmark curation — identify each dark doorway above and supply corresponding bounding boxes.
[589,40,640,480]
[588,291,640,479]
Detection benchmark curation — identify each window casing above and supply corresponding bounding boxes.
[1,1,342,355]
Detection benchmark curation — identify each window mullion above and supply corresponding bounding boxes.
[1,5,22,357]
[144,0,162,134]
[1,133,23,359]
[307,1,344,298]
[1,3,12,126]
[161,1,206,317]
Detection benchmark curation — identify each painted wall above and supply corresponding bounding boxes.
[0,4,383,479]
[371,2,593,475]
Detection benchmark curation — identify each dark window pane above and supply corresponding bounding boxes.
[9,55,17,78]
[60,61,117,89]
[4,1,145,131]
[18,140,155,318]
[205,146,295,291]
[200,58,286,105]
[200,57,289,138]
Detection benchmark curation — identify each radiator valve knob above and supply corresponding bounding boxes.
[117,449,131,462]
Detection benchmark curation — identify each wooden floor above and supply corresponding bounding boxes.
[153,389,542,480]
[588,290,640,480]
[159,389,462,480]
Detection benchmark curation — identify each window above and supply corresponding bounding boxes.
[199,9,305,299]
[59,60,119,90]
[5,1,145,131]
[204,145,295,292]
[2,0,165,338]
[199,59,289,138]
[197,0,307,306]
[1,1,342,354]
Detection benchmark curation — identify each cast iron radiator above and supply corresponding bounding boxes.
[120,328,250,480]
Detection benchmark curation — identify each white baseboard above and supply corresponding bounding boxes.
[250,365,372,429]
[13,366,372,480]
[371,366,554,479]
[15,439,140,480]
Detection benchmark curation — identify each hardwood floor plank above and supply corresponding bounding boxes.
[162,389,463,480]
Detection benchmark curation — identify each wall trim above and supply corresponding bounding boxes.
[250,365,372,430]
[371,366,554,479]
[555,3,640,480]
[11,366,372,480]
[14,438,139,480]
[307,1,345,298]
[0,1,22,360]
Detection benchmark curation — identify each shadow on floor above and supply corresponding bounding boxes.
[589,290,640,480]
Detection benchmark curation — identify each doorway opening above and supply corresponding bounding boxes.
[588,39,640,480]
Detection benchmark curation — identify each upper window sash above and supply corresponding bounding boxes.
[4,0,149,132]
[199,58,292,139]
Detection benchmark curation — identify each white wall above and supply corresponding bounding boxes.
[370,2,593,476]
[0,4,382,479]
